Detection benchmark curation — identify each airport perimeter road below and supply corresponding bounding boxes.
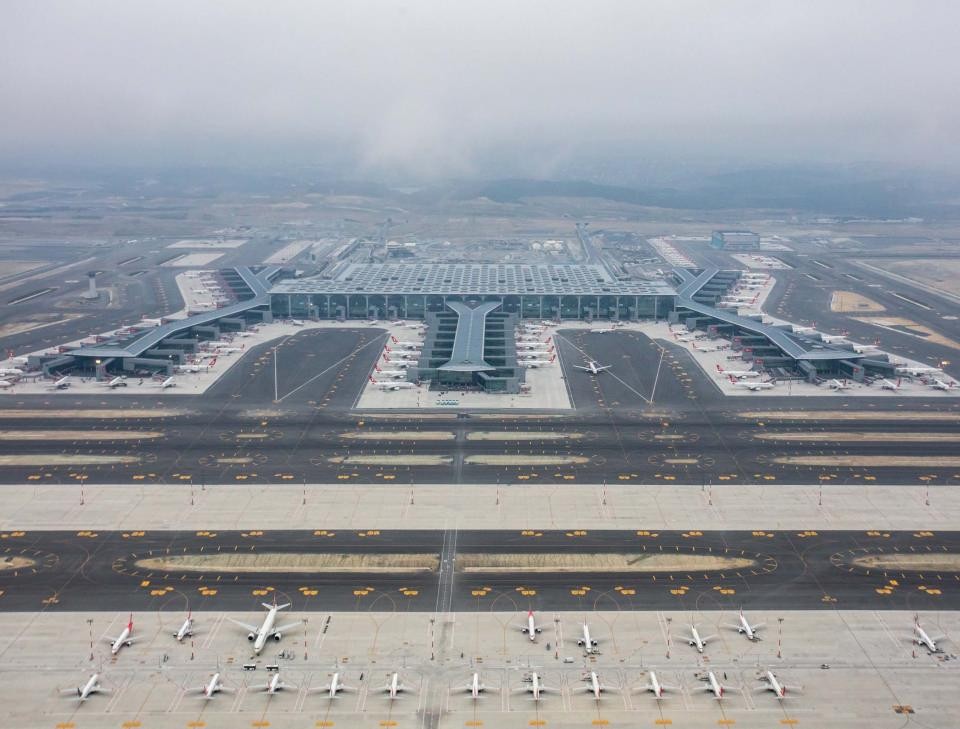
[1,529,958,612]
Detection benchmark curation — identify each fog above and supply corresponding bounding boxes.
[2,1,958,179]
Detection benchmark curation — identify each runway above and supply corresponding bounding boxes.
[1,528,958,612]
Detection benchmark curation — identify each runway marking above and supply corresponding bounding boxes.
[328,455,451,466]
[756,432,960,443]
[341,431,455,441]
[0,429,163,441]
[773,455,960,467]
[464,455,589,466]
[465,431,582,441]
[0,454,142,466]
[456,553,756,573]
[131,552,439,574]
[851,554,960,571]
[0,408,186,419]
[741,411,960,422]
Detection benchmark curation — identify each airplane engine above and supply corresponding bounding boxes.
[247,632,256,641]
[273,633,282,641]
[591,640,599,646]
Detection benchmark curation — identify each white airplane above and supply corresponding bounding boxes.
[577,622,599,654]
[187,672,234,700]
[174,364,206,373]
[914,620,945,653]
[213,346,242,354]
[574,361,610,375]
[519,610,542,642]
[675,334,697,342]
[0,367,23,376]
[390,337,421,349]
[693,342,721,352]
[173,612,194,642]
[725,610,764,641]
[381,672,407,700]
[684,625,716,654]
[523,360,554,369]
[459,672,495,699]
[731,378,775,391]
[108,615,136,655]
[160,377,176,389]
[791,326,817,335]
[754,671,802,700]
[634,671,677,699]
[574,671,616,700]
[517,342,548,350]
[4,357,28,366]
[881,378,902,390]
[228,601,301,655]
[696,671,738,700]
[252,672,298,695]
[820,334,847,344]
[927,378,957,391]
[0,379,14,389]
[591,327,618,334]
[374,368,407,379]
[60,673,109,702]
[515,672,557,701]
[826,379,850,390]
[383,359,410,369]
[716,364,759,379]
[311,672,355,698]
[518,350,551,358]
[49,376,70,390]
[369,376,417,391]
[101,377,127,388]
[290,319,305,327]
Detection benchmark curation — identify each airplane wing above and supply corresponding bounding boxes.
[226,617,260,633]
[701,634,718,643]
[218,686,237,695]
[595,365,611,371]
[751,622,767,631]
[272,620,303,634]
[573,365,589,371]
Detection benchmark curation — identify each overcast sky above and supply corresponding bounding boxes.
[2,1,958,179]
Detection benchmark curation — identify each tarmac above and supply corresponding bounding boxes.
[2,609,956,728]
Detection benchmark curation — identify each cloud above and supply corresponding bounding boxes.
[1,1,958,176]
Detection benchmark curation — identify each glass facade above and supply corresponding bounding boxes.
[270,293,675,321]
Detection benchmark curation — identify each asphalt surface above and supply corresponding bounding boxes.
[2,328,960,485]
[0,529,956,612]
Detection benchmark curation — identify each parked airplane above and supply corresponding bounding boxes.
[725,609,764,641]
[311,672,354,698]
[252,672,298,695]
[731,377,775,391]
[519,610,542,642]
[927,378,957,391]
[459,672,494,699]
[0,367,23,376]
[159,377,176,389]
[374,367,407,380]
[49,376,70,390]
[517,342,549,350]
[591,327,618,334]
[228,601,301,655]
[716,364,759,379]
[369,376,417,391]
[684,625,716,654]
[574,361,610,375]
[577,622,599,654]
[523,359,554,368]
[187,672,233,700]
[108,615,135,655]
[101,377,127,388]
[634,671,677,699]
[290,319,305,327]
[61,673,109,702]
[173,612,194,642]
[880,378,902,390]
[696,671,738,700]
[754,671,802,700]
[381,672,407,700]
[575,671,615,699]
[826,379,850,390]
[515,672,556,701]
[0,379,14,389]
[675,334,696,342]
[390,336,421,349]
[914,619,944,653]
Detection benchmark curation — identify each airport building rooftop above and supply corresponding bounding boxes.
[270,262,675,297]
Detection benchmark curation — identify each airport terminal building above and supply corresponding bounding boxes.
[268,263,677,321]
